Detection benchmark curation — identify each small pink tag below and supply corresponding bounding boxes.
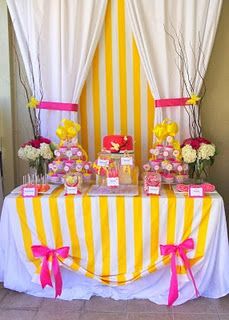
[147,186,160,195]
[188,185,204,198]
[21,186,38,197]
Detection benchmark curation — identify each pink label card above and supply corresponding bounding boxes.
[21,187,38,198]
[188,185,204,198]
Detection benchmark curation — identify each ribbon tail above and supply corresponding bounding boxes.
[52,254,62,298]
[168,253,179,306]
[40,256,52,289]
[180,250,199,297]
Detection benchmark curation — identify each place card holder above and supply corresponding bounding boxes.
[147,185,160,196]
[65,185,78,195]
[21,186,38,198]
[121,156,133,166]
[188,185,204,198]
[107,177,119,187]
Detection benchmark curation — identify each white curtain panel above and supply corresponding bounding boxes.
[126,0,222,141]
[7,0,108,142]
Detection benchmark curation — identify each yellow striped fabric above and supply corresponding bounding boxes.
[79,0,155,168]
[15,188,214,286]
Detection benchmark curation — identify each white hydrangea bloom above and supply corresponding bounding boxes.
[181,145,197,163]
[40,143,53,160]
[23,145,40,161]
[18,147,26,160]
[198,143,216,160]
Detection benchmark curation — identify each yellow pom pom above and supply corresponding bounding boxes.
[56,127,67,140]
[67,127,77,139]
[167,122,178,137]
[74,123,81,132]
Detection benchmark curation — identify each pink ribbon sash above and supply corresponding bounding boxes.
[38,101,78,112]
[31,245,69,298]
[160,238,199,306]
[155,97,189,107]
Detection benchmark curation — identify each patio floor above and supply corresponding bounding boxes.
[0,284,228,320]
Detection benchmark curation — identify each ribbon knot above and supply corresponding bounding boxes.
[186,94,201,105]
[160,238,199,306]
[27,96,39,108]
[31,245,69,298]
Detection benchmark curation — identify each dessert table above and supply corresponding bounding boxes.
[0,185,229,305]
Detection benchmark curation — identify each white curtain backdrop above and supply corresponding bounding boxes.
[126,0,222,141]
[7,0,108,142]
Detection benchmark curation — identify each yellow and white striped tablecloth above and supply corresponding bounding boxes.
[5,185,219,287]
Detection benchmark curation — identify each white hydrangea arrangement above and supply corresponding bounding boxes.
[181,137,216,179]
[18,137,55,175]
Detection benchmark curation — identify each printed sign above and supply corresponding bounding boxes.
[188,185,204,198]
[107,177,119,187]
[148,186,160,195]
[65,186,78,195]
[121,157,133,166]
[22,187,38,198]
[98,158,109,167]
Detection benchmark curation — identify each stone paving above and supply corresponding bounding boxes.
[0,283,228,319]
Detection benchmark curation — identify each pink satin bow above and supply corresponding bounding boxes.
[160,238,199,306]
[31,245,69,298]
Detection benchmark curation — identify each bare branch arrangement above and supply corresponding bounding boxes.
[13,31,43,139]
[164,25,207,139]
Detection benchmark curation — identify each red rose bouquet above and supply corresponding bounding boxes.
[181,137,216,181]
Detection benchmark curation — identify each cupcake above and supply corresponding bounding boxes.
[70,146,79,155]
[175,174,186,184]
[64,160,75,169]
[149,159,161,169]
[59,146,67,154]
[83,173,93,182]
[162,173,174,184]
[165,145,174,156]
[172,160,182,171]
[155,144,163,152]
[48,174,60,184]
[53,160,64,171]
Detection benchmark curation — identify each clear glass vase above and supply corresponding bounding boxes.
[31,158,47,177]
[192,161,205,184]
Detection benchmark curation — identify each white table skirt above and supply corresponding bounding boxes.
[0,189,229,305]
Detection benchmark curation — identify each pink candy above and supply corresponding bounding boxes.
[176,183,215,193]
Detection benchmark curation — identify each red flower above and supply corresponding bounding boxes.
[182,137,211,150]
[21,136,51,149]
